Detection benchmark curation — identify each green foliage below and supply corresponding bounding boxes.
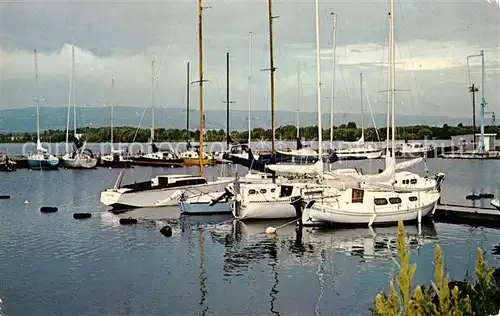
[1,123,500,143]
[371,220,499,316]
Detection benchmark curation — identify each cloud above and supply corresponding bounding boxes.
[0,0,498,122]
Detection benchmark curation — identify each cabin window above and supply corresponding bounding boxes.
[374,198,388,205]
[271,188,276,193]
[280,185,294,197]
[248,189,256,195]
[409,196,418,202]
[352,188,364,203]
[260,189,267,194]
[389,197,402,204]
[410,179,417,184]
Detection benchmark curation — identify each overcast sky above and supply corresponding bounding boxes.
[0,0,498,119]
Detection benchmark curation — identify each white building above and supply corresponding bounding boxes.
[451,133,497,152]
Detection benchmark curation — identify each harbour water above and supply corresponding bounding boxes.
[0,151,499,315]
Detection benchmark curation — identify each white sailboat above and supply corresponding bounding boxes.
[302,0,442,227]
[335,73,382,160]
[100,76,132,168]
[27,49,59,170]
[60,45,98,169]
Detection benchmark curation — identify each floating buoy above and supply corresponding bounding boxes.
[160,225,172,237]
[24,200,29,205]
[119,217,137,225]
[40,206,58,213]
[265,226,277,235]
[0,195,10,199]
[73,213,92,219]
[465,194,481,200]
[480,193,494,199]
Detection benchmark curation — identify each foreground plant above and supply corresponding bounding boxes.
[371,220,499,316]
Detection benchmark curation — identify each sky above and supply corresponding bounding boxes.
[0,0,498,120]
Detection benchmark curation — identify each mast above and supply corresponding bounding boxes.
[390,0,396,182]
[151,57,155,143]
[247,32,253,145]
[65,46,74,151]
[360,72,365,140]
[479,49,486,153]
[314,0,322,158]
[386,12,392,159]
[186,61,190,147]
[72,46,77,139]
[34,49,40,145]
[469,83,478,151]
[329,12,337,148]
[224,52,234,150]
[111,76,115,147]
[296,59,300,139]
[198,0,204,177]
[268,0,276,155]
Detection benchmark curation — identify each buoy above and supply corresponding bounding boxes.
[119,217,137,225]
[265,226,277,235]
[73,213,92,219]
[480,193,494,199]
[465,194,481,200]
[40,206,58,213]
[160,225,172,237]
[0,195,10,199]
[24,200,29,205]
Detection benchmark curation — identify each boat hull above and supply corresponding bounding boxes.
[491,199,500,211]
[308,192,439,225]
[335,150,382,160]
[0,163,15,171]
[130,157,185,167]
[101,159,132,168]
[61,157,98,169]
[180,200,232,215]
[27,158,59,170]
[232,199,297,220]
[100,181,232,210]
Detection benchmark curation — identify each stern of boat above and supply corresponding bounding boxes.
[100,189,123,207]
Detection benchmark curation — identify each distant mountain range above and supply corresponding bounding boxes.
[0,106,470,133]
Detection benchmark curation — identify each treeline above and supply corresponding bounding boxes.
[1,122,499,143]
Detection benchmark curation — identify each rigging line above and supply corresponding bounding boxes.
[365,89,381,142]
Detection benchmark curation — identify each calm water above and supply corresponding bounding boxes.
[0,157,499,315]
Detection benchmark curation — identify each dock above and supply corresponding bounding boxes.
[433,203,500,227]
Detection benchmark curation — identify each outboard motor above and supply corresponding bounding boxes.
[209,187,235,206]
[434,172,445,192]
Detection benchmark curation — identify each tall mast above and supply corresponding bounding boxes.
[268,0,276,155]
[390,0,396,182]
[386,12,392,158]
[198,0,205,177]
[151,57,155,143]
[247,31,253,145]
[186,61,190,147]
[296,59,300,139]
[34,49,40,144]
[329,12,337,148]
[479,49,486,153]
[111,76,115,147]
[360,72,364,140]
[72,46,76,138]
[65,46,74,151]
[225,51,231,150]
[314,0,322,158]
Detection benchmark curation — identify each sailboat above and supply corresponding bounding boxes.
[60,45,98,169]
[27,49,59,171]
[179,0,233,215]
[129,58,185,167]
[100,76,132,168]
[302,0,441,227]
[335,73,383,160]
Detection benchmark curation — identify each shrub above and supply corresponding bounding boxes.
[371,220,499,316]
